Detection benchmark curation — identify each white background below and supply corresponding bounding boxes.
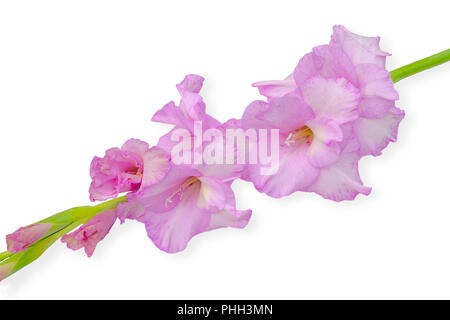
[0,0,449,299]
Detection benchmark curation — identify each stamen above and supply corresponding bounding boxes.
[165,176,200,208]
[285,125,314,146]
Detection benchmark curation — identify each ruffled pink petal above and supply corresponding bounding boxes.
[353,107,405,156]
[301,77,360,125]
[89,139,147,201]
[306,118,343,168]
[306,142,371,201]
[6,223,53,253]
[294,45,358,86]
[61,210,117,257]
[330,25,390,68]
[248,143,320,198]
[252,74,297,98]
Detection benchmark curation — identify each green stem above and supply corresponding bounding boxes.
[390,49,450,83]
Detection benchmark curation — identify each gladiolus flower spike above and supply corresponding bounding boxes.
[1,26,449,282]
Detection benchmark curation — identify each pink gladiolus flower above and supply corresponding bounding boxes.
[89,138,170,201]
[241,80,371,201]
[61,210,117,257]
[253,25,405,157]
[6,223,52,253]
[117,164,251,253]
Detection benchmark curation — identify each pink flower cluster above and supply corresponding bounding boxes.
[7,26,404,257]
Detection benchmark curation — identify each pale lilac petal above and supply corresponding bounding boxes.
[208,209,252,230]
[143,185,209,253]
[358,96,396,119]
[330,25,390,68]
[179,90,206,121]
[151,101,193,129]
[245,96,315,134]
[197,176,228,211]
[353,107,405,156]
[307,140,340,168]
[241,100,271,131]
[121,138,150,158]
[141,146,171,187]
[252,74,297,98]
[176,74,205,94]
[61,210,117,257]
[293,52,322,86]
[300,77,360,125]
[248,144,320,198]
[294,45,358,86]
[306,145,371,201]
[306,118,343,168]
[356,64,398,100]
[6,223,53,253]
[210,181,252,228]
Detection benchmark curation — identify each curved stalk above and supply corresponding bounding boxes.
[390,49,450,83]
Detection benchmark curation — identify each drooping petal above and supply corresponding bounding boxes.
[143,185,210,253]
[330,25,390,68]
[353,107,405,156]
[306,141,371,201]
[252,74,297,98]
[300,76,360,125]
[6,223,53,253]
[61,210,117,257]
